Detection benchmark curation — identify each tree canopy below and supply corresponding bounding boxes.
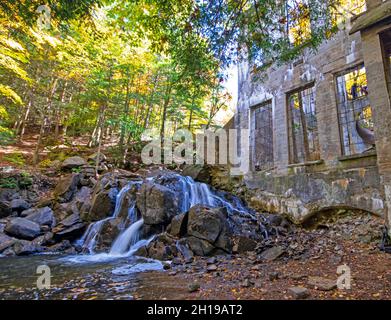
[0,0,365,166]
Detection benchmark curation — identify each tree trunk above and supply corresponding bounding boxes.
[55,81,67,141]
[33,78,58,166]
[17,87,36,141]
[94,68,113,176]
[160,85,172,148]
[88,111,103,148]
[188,95,195,130]
[143,74,159,129]
[119,78,131,155]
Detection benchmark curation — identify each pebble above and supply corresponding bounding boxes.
[171,258,182,265]
[269,272,280,281]
[251,265,262,271]
[260,246,285,261]
[241,279,252,288]
[288,287,309,299]
[206,257,217,265]
[163,263,171,270]
[291,274,307,281]
[207,264,218,272]
[188,283,200,293]
[308,276,337,291]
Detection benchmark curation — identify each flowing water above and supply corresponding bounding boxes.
[110,218,144,255]
[75,174,257,262]
[0,174,260,299]
[76,182,140,253]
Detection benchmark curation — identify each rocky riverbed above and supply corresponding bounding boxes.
[1,214,390,300]
[1,159,391,300]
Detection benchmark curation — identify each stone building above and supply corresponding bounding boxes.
[233,0,391,227]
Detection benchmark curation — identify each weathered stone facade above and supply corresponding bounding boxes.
[234,0,391,225]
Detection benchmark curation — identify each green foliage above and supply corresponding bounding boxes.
[38,158,53,168]
[0,126,15,145]
[0,177,18,189]
[2,152,25,166]
[117,0,361,69]
[0,0,241,158]
[71,167,81,174]
[0,172,33,189]
[19,171,33,189]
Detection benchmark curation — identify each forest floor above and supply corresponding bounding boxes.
[0,132,120,169]
[132,215,391,300]
[0,133,86,167]
[133,249,391,300]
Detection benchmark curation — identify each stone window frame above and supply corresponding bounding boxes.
[249,99,274,172]
[286,81,321,164]
[334,63,373,156]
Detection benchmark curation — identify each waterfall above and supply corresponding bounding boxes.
[76,173,257,259]
[77,182,139,253]
[175,175,252,217]
[179,176,217,211]
[76,219,106,253]
[110,215,144,256]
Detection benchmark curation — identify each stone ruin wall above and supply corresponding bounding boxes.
[233,17,386,223]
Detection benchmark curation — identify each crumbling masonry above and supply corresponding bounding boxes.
[232,0,391,228]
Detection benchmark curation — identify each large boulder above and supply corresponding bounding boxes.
[0,232,17,253]
[52,213,86,241]
[56,212,80,228]
[5,218,41,240]
[10,199,31,213]
[139,205,234,260]
[75,187,93,218]
[93,219,123,252]
[53,174,80,203]
[143,233,178,261]
[25,207,56,227]
[61,156,87,170]
[186,236,215,256]
[13,240,43,256]
[175,239,194,262]
[88,153,107,163]
[0,200,11,218]
[167,212,188,238]
[232,236,257,253]
[187,205,232,252]
[52,186,93,222]
[136,182,180,226]
[182,165,212,184]
[47,240,73,253]
[53,222,86,241]
[32,232,54,247]
[109,183,140,222]
[83,188,118,222]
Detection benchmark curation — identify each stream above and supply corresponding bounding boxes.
[0,174,260,300]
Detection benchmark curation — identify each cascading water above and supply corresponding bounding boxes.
[179,176,217,211]
[77,182,140,253]
[75,173,259,261]
[170,175,255,218]
[110,205,144,256]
